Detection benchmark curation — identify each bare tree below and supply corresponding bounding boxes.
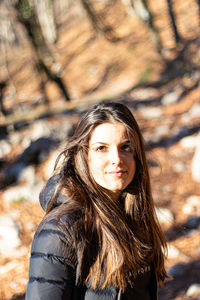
[80,0,119,42]
[197,0,200,18]
[166,0,181,44]
[0,0,18,115]
[15,0,71,102]
[0,80,8,116]
[34,0,57,44]
[122,0,162,48]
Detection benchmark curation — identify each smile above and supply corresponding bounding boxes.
[106,170,127,176]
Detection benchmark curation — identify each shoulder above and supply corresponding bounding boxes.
[32,208,84,267]
[32,218,67,257]
[26,214,79,300]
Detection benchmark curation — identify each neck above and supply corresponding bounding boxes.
[109,190,120,202]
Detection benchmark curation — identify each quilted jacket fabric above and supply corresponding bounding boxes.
[26,175,158,300]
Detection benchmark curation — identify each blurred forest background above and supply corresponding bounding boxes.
[0,0,200,299]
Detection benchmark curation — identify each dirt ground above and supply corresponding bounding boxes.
[0,1,200,299]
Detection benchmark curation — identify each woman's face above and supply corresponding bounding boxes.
[88,122,136,200]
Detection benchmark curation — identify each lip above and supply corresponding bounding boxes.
[106,170,127,175]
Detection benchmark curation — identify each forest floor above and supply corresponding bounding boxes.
[0,1,200,299]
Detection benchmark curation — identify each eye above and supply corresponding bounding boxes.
[95,145,106,152]
[121,144,133,152]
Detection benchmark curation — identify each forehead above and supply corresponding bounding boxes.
[89,122,128,144]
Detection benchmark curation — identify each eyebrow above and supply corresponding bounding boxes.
[90,140,131,146]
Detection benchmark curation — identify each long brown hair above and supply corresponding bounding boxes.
[49,102,168,291]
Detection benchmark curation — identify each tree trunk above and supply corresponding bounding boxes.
[0,0,18,115]
[122,0,162,49]
[197,0,200,18]
[15,0,71,102]
[140,0,161,47]
[166,0,181,44]
[34,0,57,44]
[0,81,8,116]
[81,0,119,42]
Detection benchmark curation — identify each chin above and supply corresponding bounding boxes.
[109,186,124,192]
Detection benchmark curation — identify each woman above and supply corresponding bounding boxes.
[26,102,168,300]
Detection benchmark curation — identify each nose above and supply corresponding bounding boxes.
[110,147,122,165]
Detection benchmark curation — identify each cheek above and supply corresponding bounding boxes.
[129,157,136,178]
[88,154,103,177]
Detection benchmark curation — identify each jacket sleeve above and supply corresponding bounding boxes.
[25,219,77,300]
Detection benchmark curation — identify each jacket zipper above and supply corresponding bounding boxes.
[117,289,122,300]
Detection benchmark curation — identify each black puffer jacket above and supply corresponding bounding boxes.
[26,175,158,300]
